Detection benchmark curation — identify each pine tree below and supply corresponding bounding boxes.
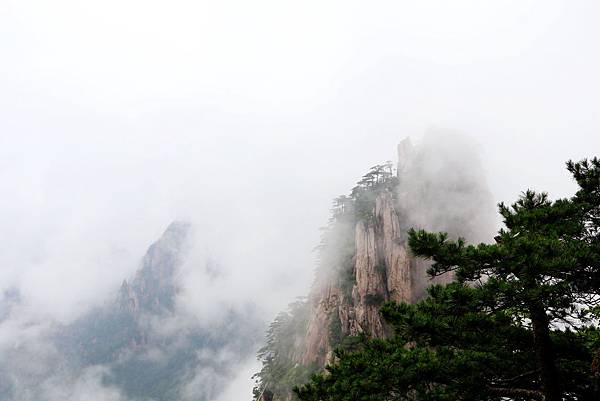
[295,158,600,401]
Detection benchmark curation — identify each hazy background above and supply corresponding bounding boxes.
[2,0,600,399]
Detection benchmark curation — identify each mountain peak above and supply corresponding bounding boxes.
[162,220,192,244]
[122,221,192,314]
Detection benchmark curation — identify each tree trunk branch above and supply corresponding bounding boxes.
[488,386,545,400]
[530,303,561,401]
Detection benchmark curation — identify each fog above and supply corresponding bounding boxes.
[397,132,496,242]
[2,1,600,399]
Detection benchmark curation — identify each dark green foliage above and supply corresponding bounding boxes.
[253,299,317,400]
[350,162,398,221]
[336,334,367,354]
[328,308,343,347]
[296,283,598,401]
[295,158,600,401]
[364,293,386,306]
[296,283,530,401]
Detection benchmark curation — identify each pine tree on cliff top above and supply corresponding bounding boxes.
[295,158,600,401]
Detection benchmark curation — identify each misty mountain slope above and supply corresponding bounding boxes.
[254,135,496,401]
[59,221,191,365]
[58,221,263,401]
[0,222,263,401]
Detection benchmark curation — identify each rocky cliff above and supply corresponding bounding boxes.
[254,136,494,401]
[299,189,445,367]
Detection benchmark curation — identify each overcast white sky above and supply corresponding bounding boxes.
[1,0,600,337]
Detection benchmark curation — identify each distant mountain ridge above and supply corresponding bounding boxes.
[0,221,263,401]
[59,221,192,367]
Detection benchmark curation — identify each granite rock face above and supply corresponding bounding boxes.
[298,189,446,366]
